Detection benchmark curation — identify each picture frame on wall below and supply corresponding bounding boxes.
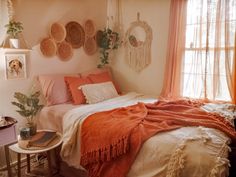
[5,54,27,80]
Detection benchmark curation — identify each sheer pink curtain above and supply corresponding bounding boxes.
[182,0,236,102]
[161,0,236,103]
[160,0,188,100]
[233,33,236,104]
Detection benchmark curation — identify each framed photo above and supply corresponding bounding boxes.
[5,54,27,80]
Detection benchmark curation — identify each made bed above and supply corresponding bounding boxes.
[37,92,236,177]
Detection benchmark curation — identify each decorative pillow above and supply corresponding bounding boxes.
[80,82,119,104]
[64,76,92,105]
[38,74,79,106]
[87,71,121,94]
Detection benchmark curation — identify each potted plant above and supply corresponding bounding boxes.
[5,20,24,48]
[11,91,44,136]
[97,28,121,68]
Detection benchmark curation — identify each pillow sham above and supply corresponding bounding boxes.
[38,74,79,106]
[87,71,121,94]
[80,81,119,104]
[64,76,92,105]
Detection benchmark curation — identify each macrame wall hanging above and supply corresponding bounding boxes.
[125,12,152,72]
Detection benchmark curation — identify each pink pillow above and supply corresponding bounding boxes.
[38,74,79,106]
[64,76,92,105]
[88,71,121,94]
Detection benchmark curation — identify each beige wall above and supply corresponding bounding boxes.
[111,0,170,97]
[0,0,171,168]
[0,0,107,168]
[0,0,171,130]
[0,0,107,132]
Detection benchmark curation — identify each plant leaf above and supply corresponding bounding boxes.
[14,92,28,104]
[11,102,25,110]
[16,110,31,117]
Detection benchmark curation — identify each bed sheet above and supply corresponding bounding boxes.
[37,92,232,177]
[37,103,79,132]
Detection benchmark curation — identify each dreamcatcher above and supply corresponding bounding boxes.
[125,13,152,72]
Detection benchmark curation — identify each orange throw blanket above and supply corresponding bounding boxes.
[80,100,236,177]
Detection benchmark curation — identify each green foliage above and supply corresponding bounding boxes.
[97,28,121,68]
[11,91,44,123]
[5,20,23,38]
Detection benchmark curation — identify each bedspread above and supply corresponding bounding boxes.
[61,93,155,163]
[56,92,234,177]
[80,100,236,177]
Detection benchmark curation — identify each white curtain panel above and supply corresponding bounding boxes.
[107,0,124,38]
[0,0,9,45]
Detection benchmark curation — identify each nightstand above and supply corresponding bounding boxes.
[229,141,236,177]
[0,123,17,177]
[9,131,62,177]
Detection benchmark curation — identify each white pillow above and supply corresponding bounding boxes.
[79,82,119,104]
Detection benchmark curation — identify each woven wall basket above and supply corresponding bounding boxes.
[50,22,66,43]
[65,21,85,49]
[83,37,97,55]
[57,41,73,61]
[84,19,96,37]
[40,37,57,57]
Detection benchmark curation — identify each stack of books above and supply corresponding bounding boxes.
[28,131,57,147]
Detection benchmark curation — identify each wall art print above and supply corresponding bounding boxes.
[5,53,27,80]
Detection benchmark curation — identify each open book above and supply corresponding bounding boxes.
[29,131,57,147]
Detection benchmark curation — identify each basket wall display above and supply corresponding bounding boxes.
[83,37,97,55]
[84,19,96,37]
[65,21,85,49]
[50,22,66,43]
[57,41,73,61]
[40,37,57,57]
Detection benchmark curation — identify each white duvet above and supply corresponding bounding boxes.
[38,92,232,177]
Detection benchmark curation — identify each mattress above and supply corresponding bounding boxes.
[37,92,234,177]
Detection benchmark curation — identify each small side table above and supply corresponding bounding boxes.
[9,131,62,177]
[0,123,17,177]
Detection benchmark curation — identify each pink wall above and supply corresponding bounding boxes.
[0,0,171,168]
[0,0,107,130]
[0,0,171,132]
[111,0,171,97]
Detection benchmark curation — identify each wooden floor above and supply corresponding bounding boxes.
[0,153,87,177]
[0,166,63,177]
[0,156,63,177]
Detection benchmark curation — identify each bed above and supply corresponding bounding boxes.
[37,92,236,177]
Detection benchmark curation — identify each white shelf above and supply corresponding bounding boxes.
[0,48,32,52]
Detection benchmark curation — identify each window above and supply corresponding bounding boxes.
[182,0,236,101]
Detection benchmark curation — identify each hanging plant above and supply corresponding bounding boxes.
[97,28,121,68]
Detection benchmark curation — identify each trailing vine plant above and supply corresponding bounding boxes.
[97,28,121,68]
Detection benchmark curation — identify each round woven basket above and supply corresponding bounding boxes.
[83,37,97,55]
[84,19,96,37]
[50,22,66,43]
[65,21,85,49]
[57,41,73,61]
[40,37,57,57]
[96,30,103,47]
